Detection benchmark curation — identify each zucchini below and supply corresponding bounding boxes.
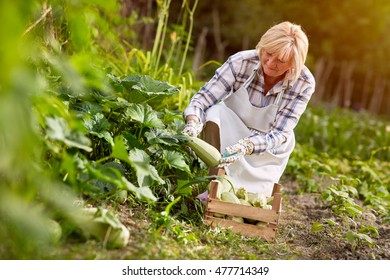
[80,207,130,248]
[47,219,62,244]
[248,192,267,208]
[183,135,221,167]
[221,192,240,204]
[214,213,226,218]
[231,216,244,223]
[267,196,274,205]
[219,175,235,192]
[256,221,268,227]
[239,199,252,206]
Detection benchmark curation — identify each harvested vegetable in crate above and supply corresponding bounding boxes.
[204,169,282,241]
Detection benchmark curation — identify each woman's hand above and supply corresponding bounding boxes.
[219,138,254,167]
[182,119,203,137]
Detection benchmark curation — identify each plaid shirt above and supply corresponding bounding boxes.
[184,50,316,154]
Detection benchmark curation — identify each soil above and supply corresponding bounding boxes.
[276,181,390,260]
[109,180,389,260]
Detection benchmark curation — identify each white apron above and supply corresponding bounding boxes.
[205,65,295,196]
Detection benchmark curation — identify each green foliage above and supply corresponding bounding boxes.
[295,106,390,162]
[285,105,389,250]
[188,0,390,78]
[321,184,362,219]
[1,0,388,259]
[310,218,377,251]
[0,0,206,259]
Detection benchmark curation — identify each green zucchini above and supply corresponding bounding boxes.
[183,135,221,167]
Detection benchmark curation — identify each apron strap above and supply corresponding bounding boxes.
[243,62,260,88]
[274,79,290,107]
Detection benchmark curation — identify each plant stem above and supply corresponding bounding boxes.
[155,0,171,76]
[95,155,111,164]
[179,0,198,76]
[152,0,171,77]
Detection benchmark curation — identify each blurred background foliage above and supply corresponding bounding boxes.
[0,0,389,259]
[167,0,390,115]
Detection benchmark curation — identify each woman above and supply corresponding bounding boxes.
[182,21,315,198]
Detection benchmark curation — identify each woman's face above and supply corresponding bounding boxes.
[261,50,292,78]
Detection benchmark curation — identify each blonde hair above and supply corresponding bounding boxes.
[256,21,309,83]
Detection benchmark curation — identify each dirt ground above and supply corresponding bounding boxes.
[277,181,390,260]
[112,180,389,260]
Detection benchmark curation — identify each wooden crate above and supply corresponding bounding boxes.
[203,169,282,242]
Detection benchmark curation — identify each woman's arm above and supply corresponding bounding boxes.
[249,79,315,154]
[183,52,256,123]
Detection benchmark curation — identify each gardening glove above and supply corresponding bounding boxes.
[219,138,254,167]
[182,119,203,137]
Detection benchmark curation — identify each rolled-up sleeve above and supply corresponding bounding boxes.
[184,53,246,123]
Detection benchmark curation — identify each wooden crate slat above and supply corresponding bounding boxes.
[202,168,282,242]
[272,192,282,213]
[204,216,276,241]
[207,199,279,224]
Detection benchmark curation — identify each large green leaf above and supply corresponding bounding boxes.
[111,136,131,165]
[91,162,126,193]
[122,131,143,149]
[107,73,140,91]
[69,100,104,115]
[163,150,191,173]
[125,103,164,128]
[110,137,162,194]
[119,75,141,89]
[144,129,179,145]
[135,186,157,201]
[109,74,179,105]
[122,177,157,202]
[83,112,113,145]
[84,160,157,202]
[129,148,164,187]
[45,116,92,152]
[84,112,110,132]
[132,75,179,97]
